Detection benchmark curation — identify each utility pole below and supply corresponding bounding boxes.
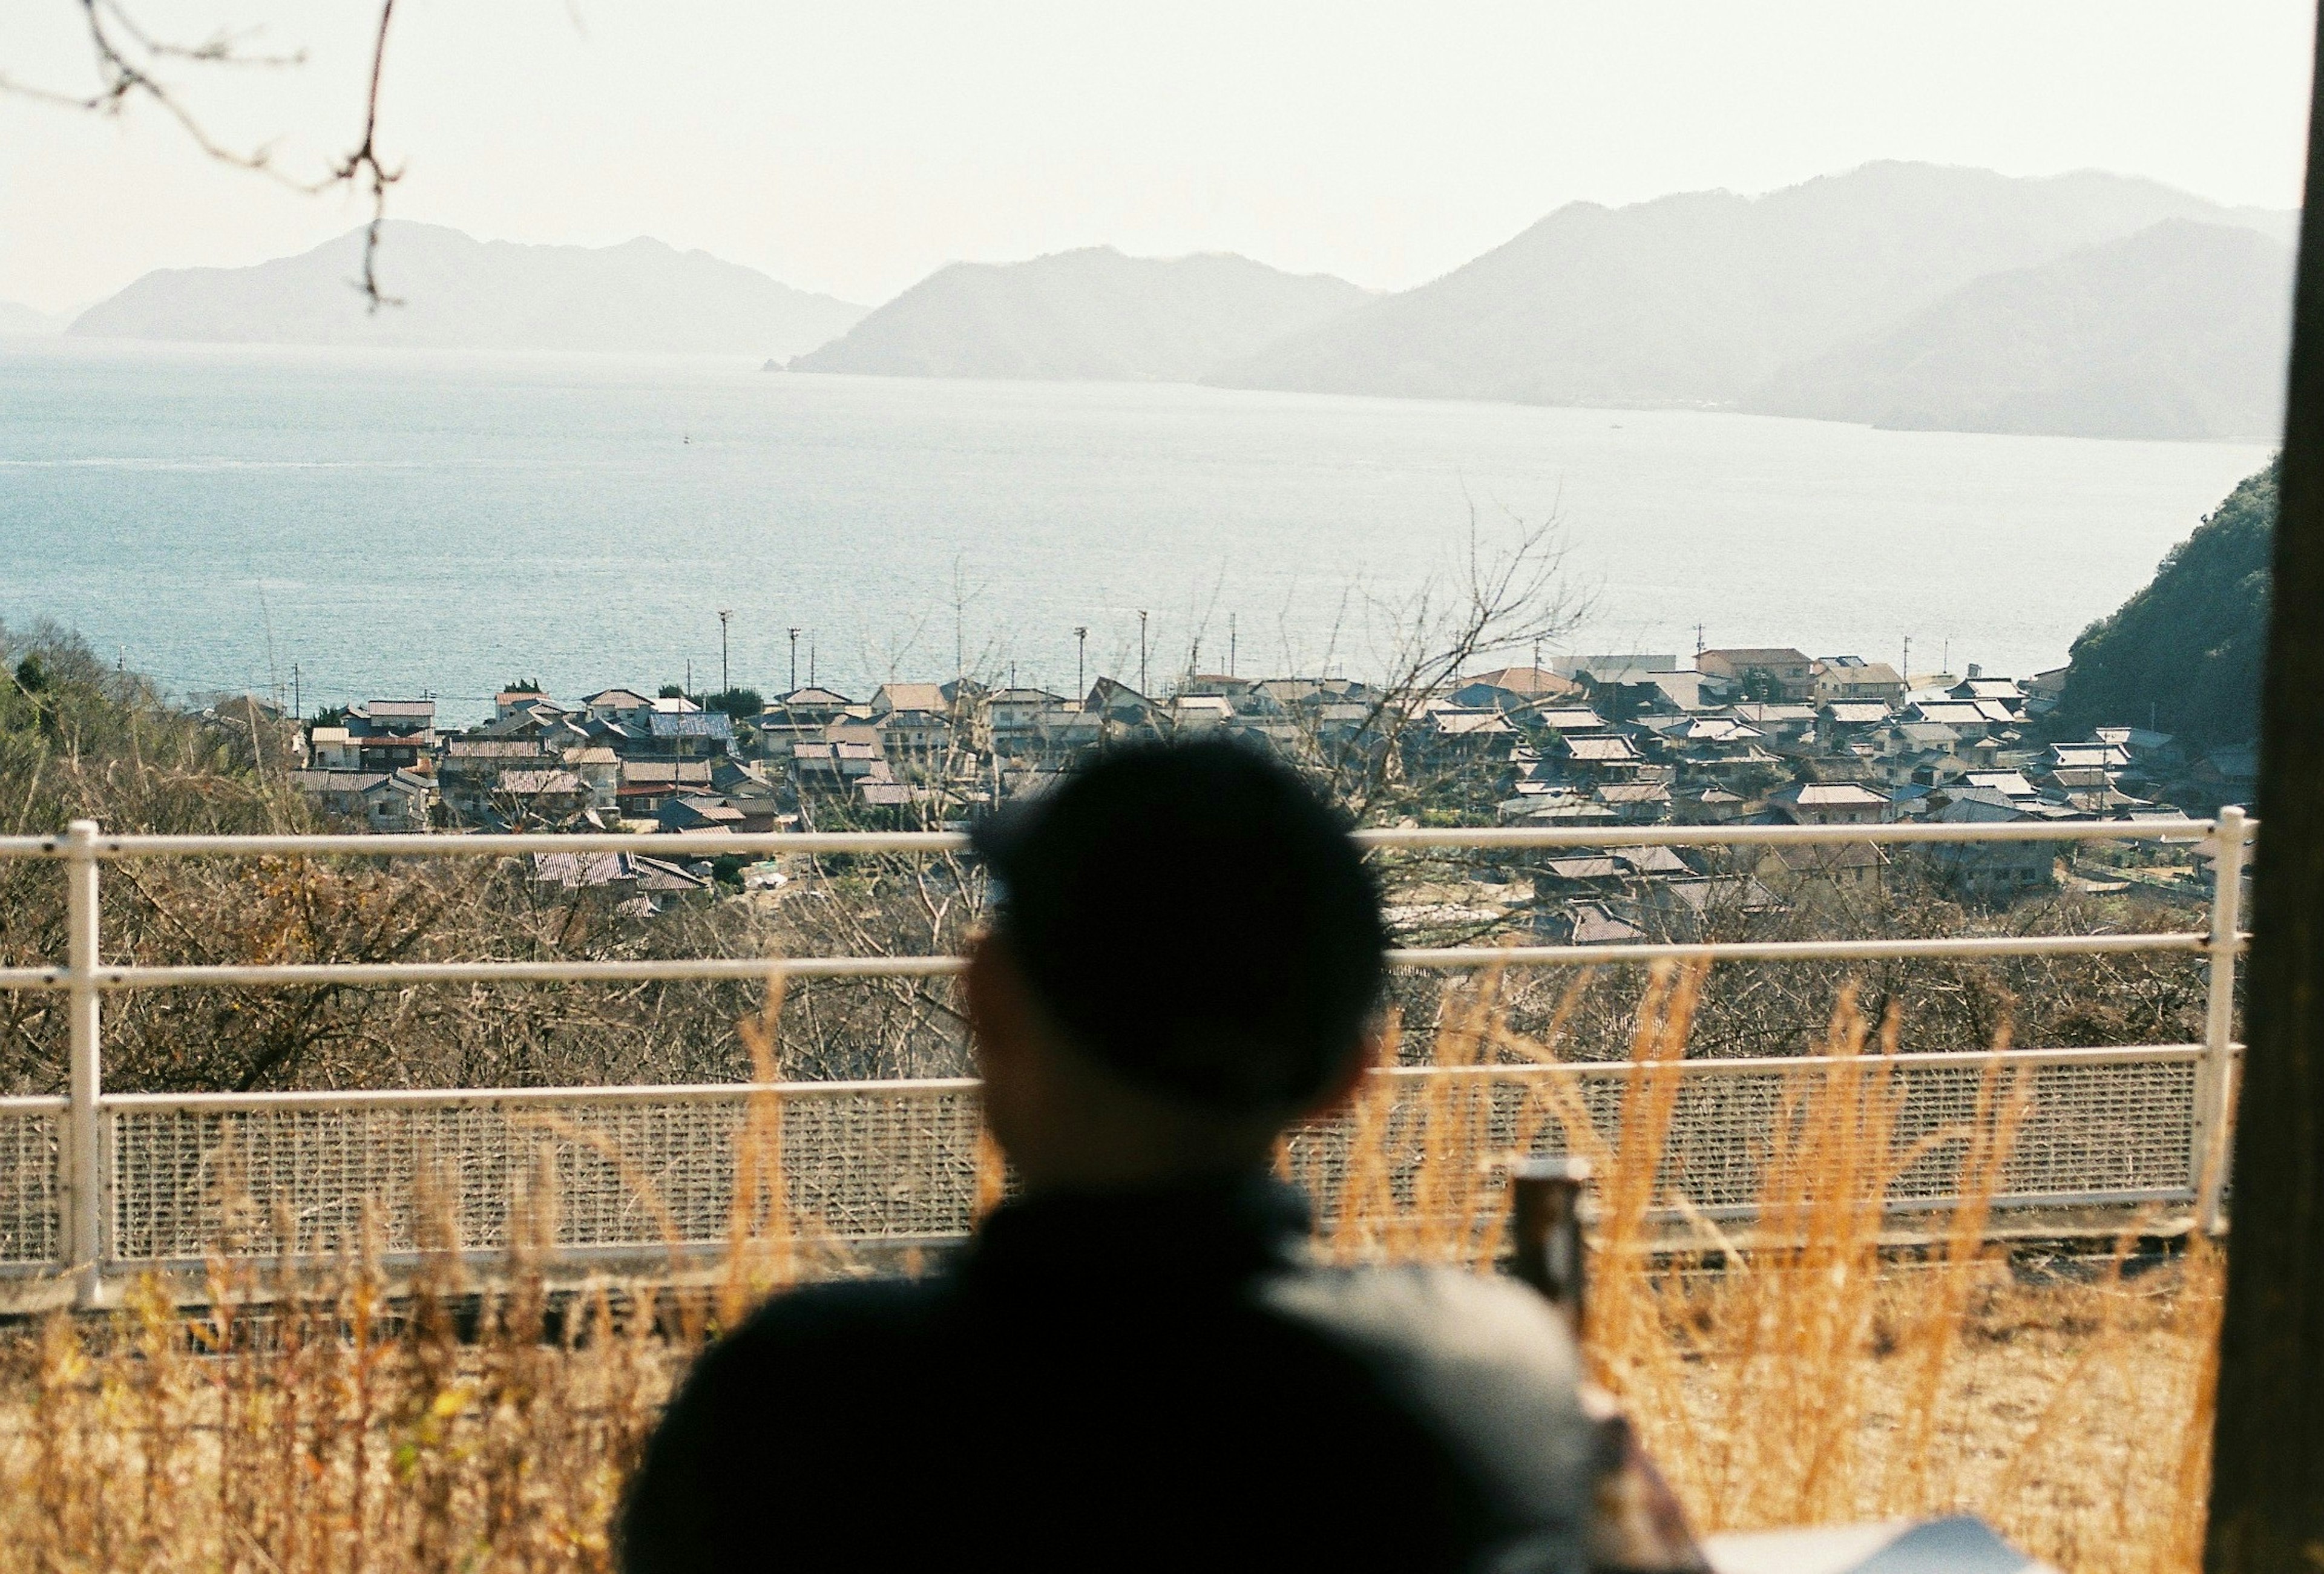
[809,637,816,689]
[2206,17,2324,1564]
[1902,637,1911,686]
[292,663,300,722]
[789,628,801,694]
[717,609,732,697]
[1138,610,1149,696]
[1074,626,1088,699]
[1229,612,1238,679]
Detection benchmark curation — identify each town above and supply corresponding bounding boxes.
[275,643,2250,931]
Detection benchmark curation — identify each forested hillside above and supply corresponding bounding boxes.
[2055,461,2276,745]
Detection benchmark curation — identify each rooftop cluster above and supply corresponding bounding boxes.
[283,645,2250,925]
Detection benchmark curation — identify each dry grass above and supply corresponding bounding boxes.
[0,966,2221,1572]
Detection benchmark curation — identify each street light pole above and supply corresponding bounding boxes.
[1074,627,1088,699]
[789,628,801,694]
[717,609,732,697]
[1138,610,1149,696]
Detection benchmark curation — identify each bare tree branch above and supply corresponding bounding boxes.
[2,1,403,307]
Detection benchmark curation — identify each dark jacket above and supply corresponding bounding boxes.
[619,1176,1595,1573]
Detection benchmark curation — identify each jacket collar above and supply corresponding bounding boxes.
[960,1172,1311,1292]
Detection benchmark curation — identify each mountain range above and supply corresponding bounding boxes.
[787,248,1368,382]
[1748,217,2293,439]
[67,222,865,359]
[1208,163,2292,435]
[54,163,2299,438]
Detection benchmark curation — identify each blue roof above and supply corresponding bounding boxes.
[648,712,734,739]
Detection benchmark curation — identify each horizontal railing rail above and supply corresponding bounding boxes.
[0,811,2251,1305]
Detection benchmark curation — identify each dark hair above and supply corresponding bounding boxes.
[971,738,1387,1112]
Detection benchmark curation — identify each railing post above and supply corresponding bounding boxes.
[64,819,103,1303]
[2194,805,2250,1235]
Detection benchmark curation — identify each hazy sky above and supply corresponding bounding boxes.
[2,1,2314,313]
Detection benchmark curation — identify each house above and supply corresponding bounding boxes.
[870,686,956,769]
[1081,678,1167,739]
[2021,666,2070,718]
[1810,658,1906,704]
[2092,727,2184,768]
[1534,854,1631,896]
[617,759,716,816]
[1946,667,2024,706]
[491,769,592,827]
[988,688,1072,755]
[634,709,734,761]
[350,698,435,738]
[494,687,565,721]
[1612,845,1696,879]
[1531,706,1609,735]
[1756,840,1885,895]
[1168,695,1236,731]
[656,795,745,833]
[1450,667,1581,715]
[580,689,658,727]
[1578,666,1726,723]
[1698,648,1815,702]
[1555,654,1682,679]
[1544,732,1644,782]
[1592,781,1672,824]
[790,739,894,795]
[1819,700,1894,739]
[1499,792,1623,826]
[1766,781,1892,825]
[304,725,361,771]
[1414,707,1518,766]
[1670,785,1747,824]
[1536,900,1647,946]
[1177,674,1257,704]
[341,698,436,769]
[438,738,562,823]
[1922,791,2067,899]
[1638,876,1787,928]
[1961,770,2043,805]
[289,768,433,833]
[530,851,714,916]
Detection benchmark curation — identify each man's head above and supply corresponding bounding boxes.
[967,739,1387,1190]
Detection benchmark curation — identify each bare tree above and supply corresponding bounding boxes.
[4,1,403,304]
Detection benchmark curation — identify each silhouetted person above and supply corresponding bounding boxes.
[620,739,1596,1573]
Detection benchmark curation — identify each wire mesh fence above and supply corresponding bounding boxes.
[57,1050,2201,1273]
[0,815,2247,1293]
[0,1101,62,1265]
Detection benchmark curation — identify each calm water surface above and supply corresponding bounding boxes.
[0,338,2273,723]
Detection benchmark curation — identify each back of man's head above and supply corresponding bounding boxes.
[973,739,1386,1112]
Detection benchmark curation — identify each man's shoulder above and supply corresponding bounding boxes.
[1253,1263,1598,1525]
[1256,1262,1581,1382]
[704,1274,953,1373]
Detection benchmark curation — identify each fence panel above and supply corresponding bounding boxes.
[94,1054,2200,1269]
[0,1101,62,1265]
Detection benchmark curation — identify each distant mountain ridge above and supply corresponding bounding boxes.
[787,248,1369,382]
[54,163,2300,438]
[1748,219,2291,439]
[69,223,865,358]
[1209,162,2293,425]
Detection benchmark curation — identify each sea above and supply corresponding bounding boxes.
[0,337,2275,726]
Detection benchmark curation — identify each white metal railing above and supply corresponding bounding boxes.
[0,809,2252,1305]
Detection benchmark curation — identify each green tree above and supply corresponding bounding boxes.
[2055,459,2276,747]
